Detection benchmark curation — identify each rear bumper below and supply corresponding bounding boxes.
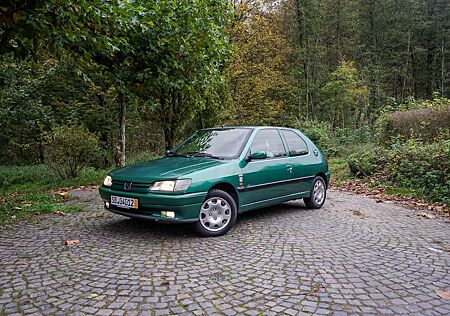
[99,186,207,222]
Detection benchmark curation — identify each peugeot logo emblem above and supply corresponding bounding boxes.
[124,182,132,191]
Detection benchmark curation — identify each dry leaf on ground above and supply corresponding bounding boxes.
[436,289,450,300]
[418,212,434,219]
[53,211,66,216]
[64,239,80,245]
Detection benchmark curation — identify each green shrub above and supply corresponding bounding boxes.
[292,119,334,155]
[292,119,374,157]
[347,149,386,177]
[128,151,159,164]
[43,126,101,178]
[347,138,450,205]
[376,103,450,145]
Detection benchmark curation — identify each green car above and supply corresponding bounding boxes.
[99,127,330,237]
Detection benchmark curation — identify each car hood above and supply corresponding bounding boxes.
[109,157,225,183]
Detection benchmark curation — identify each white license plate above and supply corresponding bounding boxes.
[111,195,139,209]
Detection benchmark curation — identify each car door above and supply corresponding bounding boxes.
[240,129,298,208]
[280,129,314,194]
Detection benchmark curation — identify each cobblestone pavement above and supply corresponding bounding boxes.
[0,188,449,316]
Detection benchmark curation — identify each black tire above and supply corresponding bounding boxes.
[194,189,237,237]
[303,176,327,209]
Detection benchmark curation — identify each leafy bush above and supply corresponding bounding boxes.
[347,148,387,177]
[347,139,450,205]
[127,151,159,164]
[376,99,450,145]
[292,119,334,155]
[292,119,374,157]
[43,126,101,178]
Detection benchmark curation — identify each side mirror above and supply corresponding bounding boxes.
[247,151,267,161]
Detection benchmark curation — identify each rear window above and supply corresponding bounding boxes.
[281,130,308,156]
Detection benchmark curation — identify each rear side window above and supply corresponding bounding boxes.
[281,130,308,156]
[250,129,286,158]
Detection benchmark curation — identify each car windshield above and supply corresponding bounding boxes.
[171,128,252,159]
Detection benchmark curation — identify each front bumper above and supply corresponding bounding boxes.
[99,186,207,223]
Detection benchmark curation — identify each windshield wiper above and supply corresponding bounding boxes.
[166,151,190,158]
[186,152,224,160]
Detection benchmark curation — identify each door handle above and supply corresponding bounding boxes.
[286,165,293,173]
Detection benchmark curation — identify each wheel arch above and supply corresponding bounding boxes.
[316,172,328,188]
[208,182,239,209]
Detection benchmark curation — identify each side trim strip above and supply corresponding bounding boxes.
[237,175,315,192]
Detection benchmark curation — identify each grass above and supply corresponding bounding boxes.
[0,164,109,227]
[328,157,352,186]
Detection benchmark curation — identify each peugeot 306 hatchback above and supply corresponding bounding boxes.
[99,127,330,236]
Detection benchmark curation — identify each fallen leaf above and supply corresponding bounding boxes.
[14,206,22,210]
[0,198,5,204]
[57,191,69,197]
[427,247,444,253]
[418,212,434,219]
[140,276,152,281]
[64,239,80,245]
[436,289,450,300]
[53,211,66,216]
[88,293,98,299]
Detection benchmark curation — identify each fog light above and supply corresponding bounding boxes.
[161,211,175,218]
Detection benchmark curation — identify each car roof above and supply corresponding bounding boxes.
[201,126,298,131]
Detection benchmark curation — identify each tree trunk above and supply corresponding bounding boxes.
[441,39,445,97]
[115,92,126,167]
[411,51,418,99]
[295,0,309,118]
[401,32,411,102]
[425,0,437,99]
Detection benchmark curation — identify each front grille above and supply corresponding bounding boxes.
[111,180,152,194]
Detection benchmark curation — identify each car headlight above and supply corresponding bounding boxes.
[150,179,192,192]
[103,175,112,187]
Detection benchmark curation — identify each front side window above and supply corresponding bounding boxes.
[173,128,252,159]
[249,129,286,158]
[281,130,308,156]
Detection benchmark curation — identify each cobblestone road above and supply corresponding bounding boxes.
[0,188,449,315]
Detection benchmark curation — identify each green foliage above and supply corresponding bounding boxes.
[347,139,450,205]
[376,98,450,145]
[43,126,101,179]
[0,164,106,191]
[127,151,160,165]
[292,119,374,157]
[292,119,334,155]
[0,165,53,187]
[347,149,387,177]
[0,54,112,164]
[225,2,296,125]
[320,60,368,128]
